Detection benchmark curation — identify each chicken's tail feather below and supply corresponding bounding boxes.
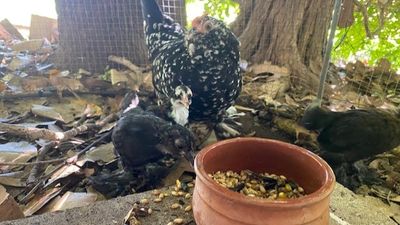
[140,0,163,27]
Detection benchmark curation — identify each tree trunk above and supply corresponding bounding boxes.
[232,0,334,93]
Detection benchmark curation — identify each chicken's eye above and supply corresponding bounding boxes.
[174,139,185,150]
[203,21,214,32]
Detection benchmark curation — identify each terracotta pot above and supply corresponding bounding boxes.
[192,137,335,225]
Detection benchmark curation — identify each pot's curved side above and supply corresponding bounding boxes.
[192,138,336,225]
[193,174,332,225]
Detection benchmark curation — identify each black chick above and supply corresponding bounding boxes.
[89,92,195,197]
[302,103,400,164]
[140,0,242,136]
[112,94,196,171]
[301,103,400,187]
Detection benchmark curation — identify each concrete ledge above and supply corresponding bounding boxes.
[329,183,398,225]
[1,183,398,225]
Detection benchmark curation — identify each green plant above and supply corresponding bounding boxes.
[203,0,239,21]
[185,0,239,23]
[332,0,400,70]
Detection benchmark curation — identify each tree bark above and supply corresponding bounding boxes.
[232,0,335,93]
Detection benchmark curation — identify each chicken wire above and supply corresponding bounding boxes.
[53,0,186,73]
[1,0,398,107]
[234,0,399,108]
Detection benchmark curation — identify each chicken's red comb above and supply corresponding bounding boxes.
[191,16,202,29]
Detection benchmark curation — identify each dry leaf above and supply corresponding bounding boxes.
[123,207,137,225]
[48,69,61,76]
[390,195,400,203]
[44,160,96,189]
[79,77,112,91]
[162,158,194,187]
[49,76,85,92]
[110,69,129,85]
[110,69,145,91]
[106,97,123,113]
[243,72,290,102]
[23,187,62,216]
[48,99,93,123]
[6,55,33,71]
[0,142,37,171]
[285,94,299,107]
[31,104,65,122]
[0,142,37,154]
[0,185,24,221]
[83,103,103,117]
[21,77,50,92]
[11,39,44,52]
[15,121,57,129]
[98,122,116,134]
[45,164,81,188]
[249,61,290,76]
[0,173,25,187]
[0,81,7,92]
[83,143,117,164]
[86,186,107,201]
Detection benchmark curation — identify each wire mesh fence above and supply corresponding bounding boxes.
[54,0,186,73]
[0,0,398,107]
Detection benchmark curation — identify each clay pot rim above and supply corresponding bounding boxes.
[194,137,336,208]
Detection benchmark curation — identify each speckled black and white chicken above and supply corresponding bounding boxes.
[140,0,243,137]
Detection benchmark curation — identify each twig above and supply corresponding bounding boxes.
[334,26,350,50]
[0,131,112,167]
[353,0,389,38]
[75,131,112,158]
[2,131,112,205]
[26,142,57,186]
[184,220,195,225]
[0,122,103,142]
[62,124,98,140]
[354,0,372,38]
[389,216,400,225]
[0,123,64,141]
[0,157,67,166]
[386,190,392,206]
[75,113,88,126]
[108,55,143,74]
[373,0,392,36]
[66,86,81,100]
[20,162,65,204]
[0,115,116,168]
[0,89,125,100]
[1,111,32,124]
[19,180,43,204]
[96,113,118,127]
[250,75,270,82]
[234,105,258,114]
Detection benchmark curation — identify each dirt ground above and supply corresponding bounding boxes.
[1,183,399,225]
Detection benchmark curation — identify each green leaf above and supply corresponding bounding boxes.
[186,0,239,22]
[332,0,400,70]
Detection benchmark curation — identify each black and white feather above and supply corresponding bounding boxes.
[140,0,242,121]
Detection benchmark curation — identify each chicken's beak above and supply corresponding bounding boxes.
[181,151,196,167]
[180,95,191,109]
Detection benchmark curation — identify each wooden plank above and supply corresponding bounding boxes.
[0,19,24,40]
